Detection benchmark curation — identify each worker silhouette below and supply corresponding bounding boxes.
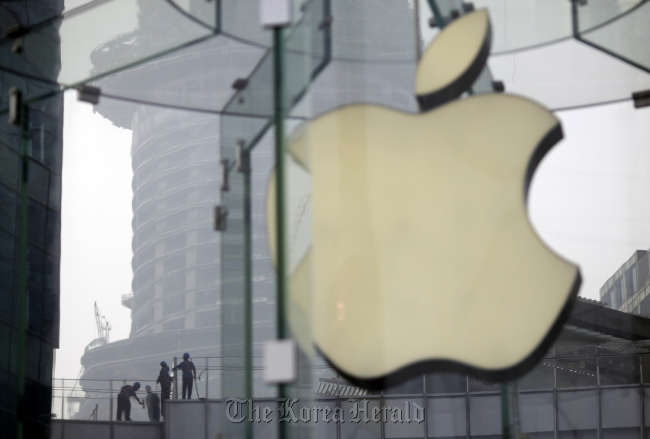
[116,382,142,421]
[174,352,196,399]
[145,385,161,422]
[156,360,172,417]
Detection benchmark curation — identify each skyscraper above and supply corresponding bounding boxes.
[0,0,64,436]
[600,249,650,315]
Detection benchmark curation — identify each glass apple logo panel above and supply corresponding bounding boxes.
[268,9,581,387]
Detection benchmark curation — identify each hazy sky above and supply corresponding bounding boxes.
[58,91,133,379]
[54,0,650,380]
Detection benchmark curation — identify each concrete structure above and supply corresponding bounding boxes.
[601,250,650,316]
[55,300,650,438]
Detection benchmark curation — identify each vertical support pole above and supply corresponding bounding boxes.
[571,0,579,38]
[215,0,221,33]
[204,397,209,439]
[465,375,470,438]
[241,144,253,439]
[273,23,288,439]
[640,354,645,439]
[414,0,422,61]
[597,355,602,439]
[553,353,558,439]
[501,383,511,439]
[510,382,521,438]
[110,380,114,421]
[16,103,29,439]
[422,375,429,439]
[173,357,178,400]
[61,379,65,420]
[61,381,65,439]
[206,358,209,399]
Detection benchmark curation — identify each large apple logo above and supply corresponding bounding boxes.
[267,9,580,386]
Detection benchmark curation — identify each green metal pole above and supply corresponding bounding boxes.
[16,105,29,439]
[273,28,287,349]
[426,0,446,28]
[501,383,511,439]
[273,24,288,439]
[243,153,253,439]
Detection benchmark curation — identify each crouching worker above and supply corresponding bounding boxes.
[116,382,142,421]
[145,385,161,422]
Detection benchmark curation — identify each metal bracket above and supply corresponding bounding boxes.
[232,78,249,91]
[8,87,22,125]
[232,79,248,104]
[236,140,250,174]
[633,89,650,109]
[12,37,23,53]
[462,3,475,13]
[77,85,101,104]
[7,25,27,53]
[220,159,230,192]
[214,206,228,231]
[492,80,505,93]
[318,16,333,31]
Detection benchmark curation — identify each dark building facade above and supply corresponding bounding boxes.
[601,250,650,316]
[0,0,63,437]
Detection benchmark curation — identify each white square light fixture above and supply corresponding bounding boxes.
[263,339,297,384]
[260,0,292,28]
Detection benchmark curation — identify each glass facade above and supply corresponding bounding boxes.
[0,1,63,438]
[601,250,650,316]
[2,0,650,438]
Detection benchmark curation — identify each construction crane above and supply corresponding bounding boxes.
[94,301,111,345]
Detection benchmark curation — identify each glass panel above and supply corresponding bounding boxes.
[601,388,641,432]
[469,376,500,393]
[518,359,555,390]
[221,0,272,48]
[518,392,554,435]
[220,100,265,439]
[220,3,330,437]
[340,398,382,438]
[427,396,467,437]
[384,375,423,395]
[577,1,650,74]
[330,0,416,61]
[426,372,467,394]
[223,0,330,121]
[167,0,219,29]
[489,39,650,111]
[0,0,217,87]
[469,394,502,436]
[308,58,418,117]
[600,355,640,386]
[557,390,598,433]
[475,0,574,53]
[420,0,573,54]
[383,398,426,438]
[87,35,267,114]
[576,0,644,34]
[556,358,597,388]
[251,134,278,399]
